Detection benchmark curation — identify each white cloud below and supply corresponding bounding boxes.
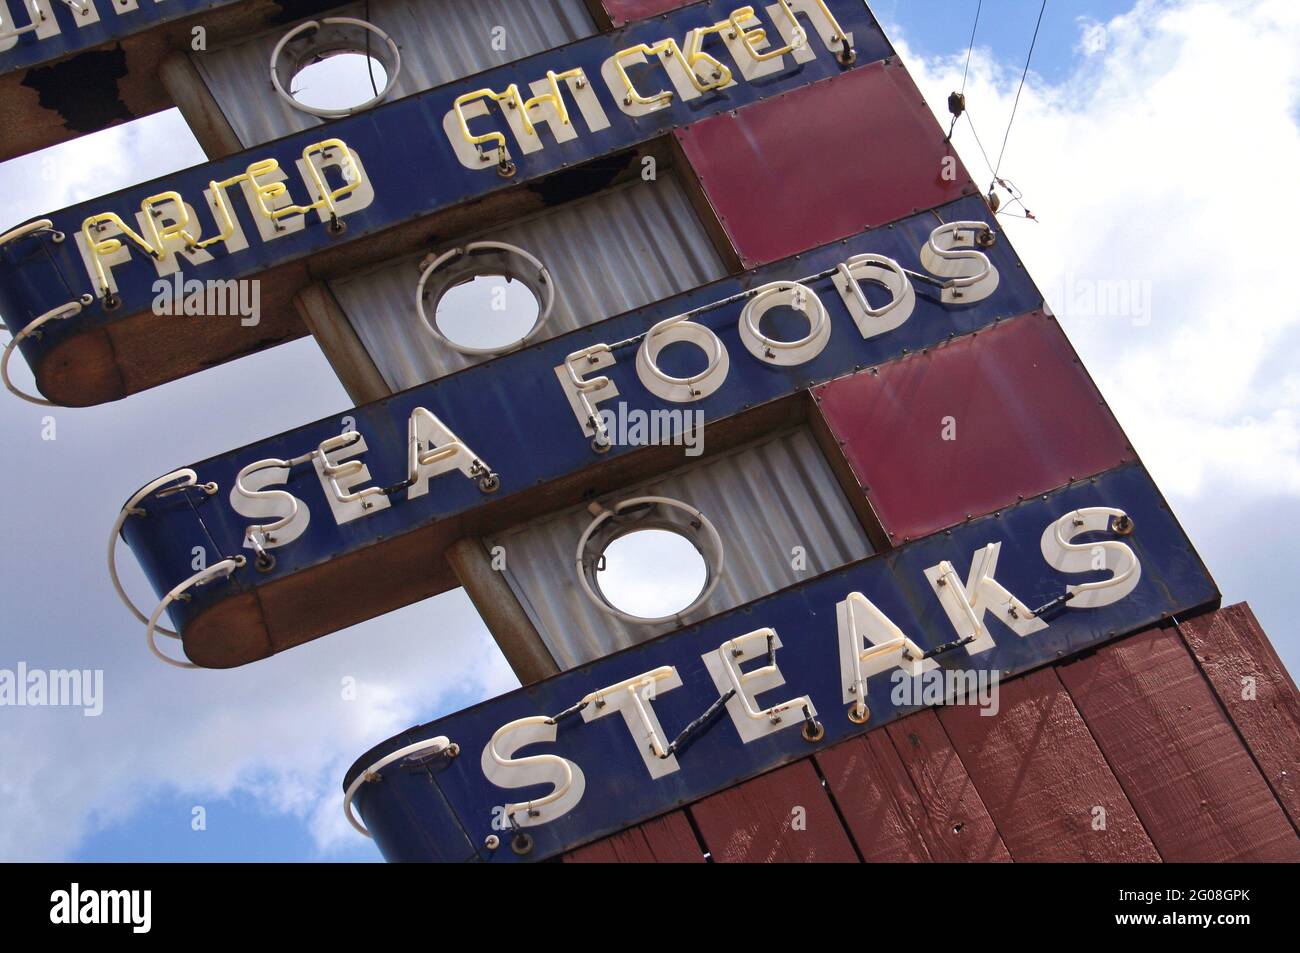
[895,0,1300,499]
[889,0,1300,673]
[1076,17,1109,56]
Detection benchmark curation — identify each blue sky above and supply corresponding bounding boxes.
[1,0,1298,862]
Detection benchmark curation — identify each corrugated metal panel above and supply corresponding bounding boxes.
[329,171,727,391]
[813,311,1135,544]
[488,427,873,670]
[675,61,973,267]
[193,0,598,147]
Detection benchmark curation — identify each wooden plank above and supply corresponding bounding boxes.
[815,730,936,861]
[562,810,703,863]
[688,760,858,863]
[1059,625,1300,861]
[445,538,559,686]
[157,52,242,159]
[291,283,392,406]
[936,667,1159,861]
[884,710,1012,861]
[1178,603,1300,830]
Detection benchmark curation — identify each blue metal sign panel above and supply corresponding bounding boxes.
[116,196,1044,662]
[342,464,1218,862]
[0,0,893,393]
[0,0,243,75]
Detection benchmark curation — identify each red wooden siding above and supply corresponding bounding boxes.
[813,312,1135,543]
[563,810,704,862]
[559,605,1299,862]
[688,759,859,862]
[1178,604,1300,830]
[934,668,1160,861]
[1058,625,1300,861]
[817,712,1009,860]
[884,710,1011,861]
[815,727,938,860]
[675,62,972,267]
[600,0,697,27]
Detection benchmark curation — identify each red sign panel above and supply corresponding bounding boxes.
[676,61,973,267]
[600,0,698,27]
[814,310,1135,543]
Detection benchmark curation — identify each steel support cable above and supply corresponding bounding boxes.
[364,0,379,97]
[948,0,984,139]
[109,470,219,638]
[993,0,1048,183]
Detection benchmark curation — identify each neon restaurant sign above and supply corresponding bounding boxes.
[0,0,894,405]
[340,466,1216,862]
[109,197,1045,668]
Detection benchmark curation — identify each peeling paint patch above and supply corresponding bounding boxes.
[21,46,133,133]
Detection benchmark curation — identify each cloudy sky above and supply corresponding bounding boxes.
[0,0,1297,861]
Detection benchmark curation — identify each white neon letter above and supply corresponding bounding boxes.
[481,716,586,829]
[230,459,311,551]
[703,627,816,742]
[924,542,1047,655]
[837,592,936,716]
[313,432,390,525]
[1040,507,1141,608]
[579,667,683,779]
[406,407,492,499]
[919,221,1000,305]
[555,345,621,445]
